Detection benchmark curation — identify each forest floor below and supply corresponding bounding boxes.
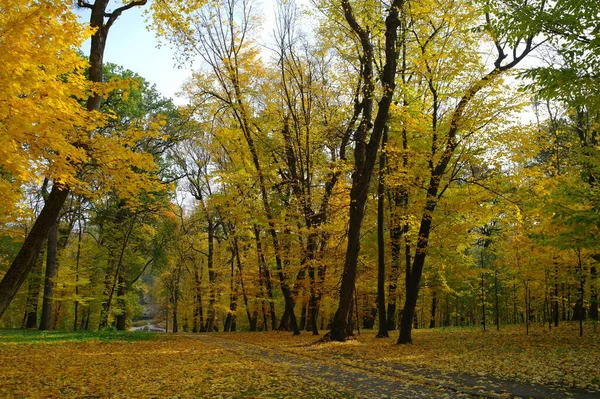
[0,323,598,398]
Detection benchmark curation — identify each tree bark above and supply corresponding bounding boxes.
[115,275,127,331]
[398,195,436,344]
[224,252,238,333]
[553,262,560,327]
[73,218,83,331]
[494,269,500,330]
[0,186,69,318]
[386,209,403,331]
[205,220,217,332]
[192,263,204,333]
[590,265,598,321]
[254,225,277,330]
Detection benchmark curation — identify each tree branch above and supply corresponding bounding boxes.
[106,1,148,32]
[77,1,94,9]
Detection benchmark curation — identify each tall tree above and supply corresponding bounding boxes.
[0,0,152,318]
[154,0,306,334]
[397,0,546,344]
[327,0,403,341]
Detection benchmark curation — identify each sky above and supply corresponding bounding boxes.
[77,0,281,105]
[78,3,189,104]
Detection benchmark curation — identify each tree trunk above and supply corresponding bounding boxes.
[39,221,59,330]
[577,256,585,337]
[429,290,437,329]
[329,0,402,342]
[115,275,127,331]
[307,271,318,335]
[523,280,530,333]
[172,309,178,333]
[387,17,411,333]
[234,238,256,332]
[73,220,83,331]
[224,281,237,332]
[494,269,500,330]
[386,224,400,331]
[205,220,217,333]
[254,225,277,330]
[553,263,560,327]
[309,242,329,336]
[386,197,407,331]
[376,127,389,338]
[398,188,437,344]
[331,193,366,340]
[0,186,69,318]
[22,250,44,329]
[590,265,598,321]
[310,286,321,335]
[172,287,179,333]
[305,234,321,335]
[481,267,486,332]
[363,306,377,330]
[299,300,308,331]
[0,0,144,319]
[192,263,204,333]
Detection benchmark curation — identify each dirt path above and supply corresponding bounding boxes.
[188,334,599,399]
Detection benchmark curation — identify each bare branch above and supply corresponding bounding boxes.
[106,1,148,32]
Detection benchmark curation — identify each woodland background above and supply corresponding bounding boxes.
[0,0,599,348]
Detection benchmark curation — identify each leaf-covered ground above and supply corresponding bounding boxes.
[0,332,353,399]
[228,322,600,392]
[0,322,598,398]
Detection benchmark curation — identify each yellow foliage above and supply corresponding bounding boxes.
[1,1,168,222]
[0,0,94,222]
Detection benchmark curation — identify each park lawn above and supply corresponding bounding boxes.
[0,330,351,399]
[0,322,598,398]
[230,322,600,392]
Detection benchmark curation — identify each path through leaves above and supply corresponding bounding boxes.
[1,325,598,398]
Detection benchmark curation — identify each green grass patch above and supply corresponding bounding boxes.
[0,328,157,344]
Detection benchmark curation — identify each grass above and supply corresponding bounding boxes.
[0,328,156,344]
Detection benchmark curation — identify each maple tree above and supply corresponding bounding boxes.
[0,0,95,317]
[0,0,163,319]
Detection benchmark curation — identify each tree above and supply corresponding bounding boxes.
[525,0,600,326]
[324,0,403,342]
[396,0,546,344]
[0,0,158,318]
